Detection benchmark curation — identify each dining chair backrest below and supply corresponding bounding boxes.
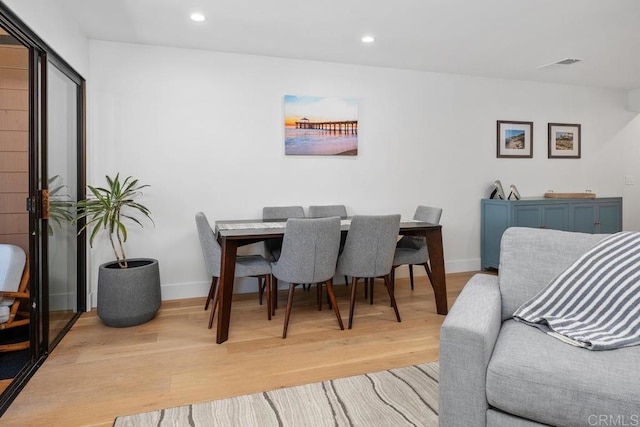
[271,217,341,284]
[337,214,401,278]
[262,206,305,260]
[307,205,348,219]
[195,212,222,277]
[262,206,305,221]
[414,205,443,224]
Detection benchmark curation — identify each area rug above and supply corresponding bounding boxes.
[114,361,439,427]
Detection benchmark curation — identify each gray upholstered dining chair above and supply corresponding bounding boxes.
[392,206,443,290]
[307,204,349,288]
[195,212,273,328]
[270,217,344,338]
[307,204,348,219]
[336,214,402,329]
[262,206,305,262]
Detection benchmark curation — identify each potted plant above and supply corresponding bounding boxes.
[75,173,161,327]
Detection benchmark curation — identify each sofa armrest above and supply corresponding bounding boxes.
[439,273,502,427]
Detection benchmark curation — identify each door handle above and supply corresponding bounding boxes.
[41,189,50,220]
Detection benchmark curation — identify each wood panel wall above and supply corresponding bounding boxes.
[0,38,29,252]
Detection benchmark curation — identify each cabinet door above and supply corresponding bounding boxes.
[513,205,542,228]
[572,204,597,233]
[542,205,570,230]
[481,201,510,269]
[598,203,622,233]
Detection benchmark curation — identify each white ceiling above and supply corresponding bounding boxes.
[55,0,640,90]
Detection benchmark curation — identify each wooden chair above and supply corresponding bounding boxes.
[0,245,30,353]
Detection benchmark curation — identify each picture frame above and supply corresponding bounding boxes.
[548,123,581,159]
[496,120,533,158]
[284,95,359,156]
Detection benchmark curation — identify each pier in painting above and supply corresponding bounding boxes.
[295,118,358,134]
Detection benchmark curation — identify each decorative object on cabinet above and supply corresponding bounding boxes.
[480,197,622,270]
[489,180,506,199]
[544,191,595,199]
[508,185,521,200]
[496,120,533,158]
[548,123,581,158]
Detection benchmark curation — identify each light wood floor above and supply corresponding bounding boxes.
[0,272,473,426]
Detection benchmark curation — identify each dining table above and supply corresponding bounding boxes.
[213,217,448,344]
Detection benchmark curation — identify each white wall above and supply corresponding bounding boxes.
[629,89,640,112]
[3,0,89,77]
[87,40,640,305]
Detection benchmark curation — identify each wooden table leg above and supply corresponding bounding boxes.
[216,237,238,344]
[425,228,448,315]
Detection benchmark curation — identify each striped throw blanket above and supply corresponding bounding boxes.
[514,231,640,350]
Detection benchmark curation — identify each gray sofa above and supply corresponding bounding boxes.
[439,227,640,427]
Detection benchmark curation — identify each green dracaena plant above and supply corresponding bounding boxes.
[75,174,154,268]
[47,174,74,236]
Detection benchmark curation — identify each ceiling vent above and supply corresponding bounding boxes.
[537,58,582,69]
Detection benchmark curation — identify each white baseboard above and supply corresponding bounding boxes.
[392,258,480,277]
[87,258,482,307]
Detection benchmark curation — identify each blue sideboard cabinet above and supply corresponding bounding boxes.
[481,197,622,270]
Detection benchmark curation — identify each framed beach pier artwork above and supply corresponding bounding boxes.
[284,95,358,156]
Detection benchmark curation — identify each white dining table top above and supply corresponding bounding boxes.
[215,218,421,233]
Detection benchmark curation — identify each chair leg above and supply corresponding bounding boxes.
[282,283,297,339]
[409,265,415,290]
[344,275,349,286]
[348,277,359,329]
[383,274,401,323]
[265,274,272,321]
[207,277,220,329]
[258,277,265,305]
[204,277,218,311]
[369,277,374,305]
[325,279,344,330]
[364,277,368,300]
[423,262,434,286]
[390,269,395,307]
[317,282,322,311]
[272,277,279,313]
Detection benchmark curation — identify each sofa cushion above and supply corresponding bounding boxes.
[498,228,607,321]
[487,320,640,427]
[0,244,26,307]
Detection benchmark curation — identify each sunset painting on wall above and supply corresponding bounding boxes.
[284,95,358,156]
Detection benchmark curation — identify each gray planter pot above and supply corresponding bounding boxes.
[97,258,161,327]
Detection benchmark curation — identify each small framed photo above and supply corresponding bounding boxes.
[548,123,581,158]
[497,120,533,158]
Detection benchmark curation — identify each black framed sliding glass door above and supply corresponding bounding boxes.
[0,3,86,414]
[44,58,84,349]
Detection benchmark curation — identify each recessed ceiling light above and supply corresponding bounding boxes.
[190,12,206,22]
[361,35,375,43]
